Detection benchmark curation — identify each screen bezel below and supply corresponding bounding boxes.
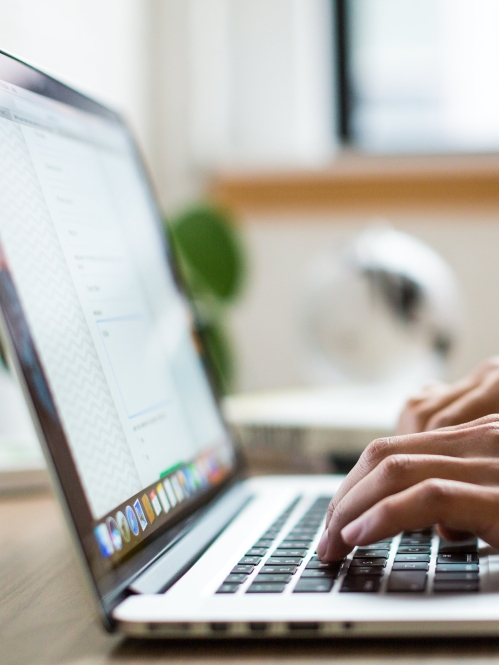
[0,49,244,626]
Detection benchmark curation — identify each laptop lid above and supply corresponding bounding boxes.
[0,51,241,624]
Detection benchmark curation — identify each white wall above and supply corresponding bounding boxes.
[150,0,336,213]
[229,209,499,392]
[0,0,154,161]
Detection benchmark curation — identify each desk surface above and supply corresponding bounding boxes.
[3,490,499,665]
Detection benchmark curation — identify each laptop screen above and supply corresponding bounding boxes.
[0,53,237,583]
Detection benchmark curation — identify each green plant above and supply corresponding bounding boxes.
[165,203,245,395]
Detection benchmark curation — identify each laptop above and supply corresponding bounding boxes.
[1,49,499,639]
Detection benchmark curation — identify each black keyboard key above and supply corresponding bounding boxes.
[267,557,302,565]
[217,583,239,594]
[433,580,479,593]
[239,556,262,565]
[261,531,280,539]
[358,543,391,550]
[298,514,322,519]
[254,540,274,548]
[300,568,339,578]
[306,559,341,570]
[231,564,255,574]
[397,546,431,554]
[260,565,298,574]
[400,538,432,546]
[354,549,389,559]
[387,571,427,592]
[285,534,316,541]
[403,529,432,536]
[254,573,292,584]
[225,573,249,584]
[439,538,477,553]
[394,554,430,563]
[341,576,380,592]
[246,548,268,557]
[434,571,478,581]
[436,563,478,573]
[437,553,478,564]
[399,542,431,550]
[392,561,429,571]
[247,583,286,593]
[350,558,386,567]
[346,566,384,576]
[273,549,308,558]
[279,540,313,549]
[293,578,334,593]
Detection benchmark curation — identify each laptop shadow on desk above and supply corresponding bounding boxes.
[110,636,499,662]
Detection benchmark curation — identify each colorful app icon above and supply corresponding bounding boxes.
[126,505,139,536]
[197,458,209,486]
[190,463,201,489]
[207,453,222,481]
[106,516,122,551]
[207,454,218,476]
[133,498,148,531]
[171,474,184,502]
[149,489,162,517]
[94,523,114,558]
[142,494,155,523]
[163,477,177,507]
[116,511,131,543]
[177,469,189,496]
[156,483,170,513]
[183,466,196,494]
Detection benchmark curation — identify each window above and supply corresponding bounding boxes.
[337,0,499,153]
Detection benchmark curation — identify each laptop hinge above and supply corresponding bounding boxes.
[128,483,253,595]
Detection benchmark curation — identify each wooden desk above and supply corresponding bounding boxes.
[2,490,499,665]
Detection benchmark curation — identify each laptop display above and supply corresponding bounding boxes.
[0,52,237,599]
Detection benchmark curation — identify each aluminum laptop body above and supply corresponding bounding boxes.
[1,50,499,639]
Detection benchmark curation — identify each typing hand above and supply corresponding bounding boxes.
[317,415,499,562]
[397,357,499,434]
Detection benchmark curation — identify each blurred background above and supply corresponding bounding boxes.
[2,0,499,471]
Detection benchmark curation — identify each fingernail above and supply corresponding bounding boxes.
[317,529,328,557]
[341,518,364,545]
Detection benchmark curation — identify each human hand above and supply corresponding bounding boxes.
[397,357,499,434]
[317,415,499,562]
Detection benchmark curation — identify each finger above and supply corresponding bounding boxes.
[322,455,499,560]
[473,356,499,380]
[398,360,499,435]
[426,378,499,431]
[427,413,499,432]
[437,525,474,541]
[320,455,499,561]
[325,415,499,529]
[340,479,499,550]
[403,381,447,401]
[397,376,479,434]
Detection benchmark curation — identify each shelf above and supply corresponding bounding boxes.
[210,153,499,215]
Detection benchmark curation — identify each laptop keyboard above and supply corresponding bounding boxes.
[216,496,480,595]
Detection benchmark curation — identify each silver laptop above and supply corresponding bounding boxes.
[1,49,498,639]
